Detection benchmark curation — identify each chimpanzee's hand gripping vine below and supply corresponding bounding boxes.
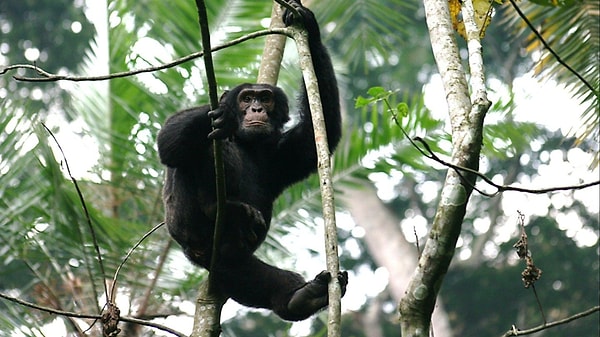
[157,0,346,321]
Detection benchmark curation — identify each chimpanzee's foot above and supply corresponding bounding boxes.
[282,270,349,321]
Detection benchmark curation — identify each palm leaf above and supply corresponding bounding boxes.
[505,0,599,146]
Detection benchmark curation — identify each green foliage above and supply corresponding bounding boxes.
[526,0,580,6]
[505,0,600,148]
[0,0,95,72]
[273,86,444,228]
[481,98,541,159]
[355,86,410,118]
[0,103,156,334]
[317,0,415,74]
[0,0,96,111]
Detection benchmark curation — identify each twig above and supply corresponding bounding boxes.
[192,1,227,336]
[194,0,225,292]
[135,240,172,319]
[513,212,545,324]
[42,123,109,304]
[508,0,599,98]
[109,222,165,301]
[381,99,599,197]
[0,29,290,82]
[0,291,186,337]
[412,136,599,196]
[530,285,546,323]
[501,306,600,337]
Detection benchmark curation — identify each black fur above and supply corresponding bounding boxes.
[157,0,346,321]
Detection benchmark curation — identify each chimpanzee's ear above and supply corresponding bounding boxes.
[219,90,230,102]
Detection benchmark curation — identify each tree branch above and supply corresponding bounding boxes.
[0,291,186,337]
[0,29,290,83]
[288,19,343,337]
[192,1,227,336]
[399,0,490,335]
[411,136,600,196]
[257,2,287,85]
[501,306,600,337]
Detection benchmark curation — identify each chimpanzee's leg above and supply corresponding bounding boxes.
[212,255,345,321]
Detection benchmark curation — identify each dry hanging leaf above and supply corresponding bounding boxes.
[450,0,499,39]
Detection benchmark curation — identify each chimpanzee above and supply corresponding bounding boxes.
[156,0,346,321]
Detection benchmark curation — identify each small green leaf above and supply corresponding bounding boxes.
[396,102,409,117]
[367,86,386,98]
[355,95,370,108]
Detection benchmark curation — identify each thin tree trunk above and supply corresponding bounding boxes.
[343,183,452,337]
[398,0,490,335]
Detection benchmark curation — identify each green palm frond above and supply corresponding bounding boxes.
[273,94,444,229]
[316,0,415,73]
[505,0,600,144]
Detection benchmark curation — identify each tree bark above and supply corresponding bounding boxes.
[343,183,451,337]
[398,0,490,335]
[257,2,287,85]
